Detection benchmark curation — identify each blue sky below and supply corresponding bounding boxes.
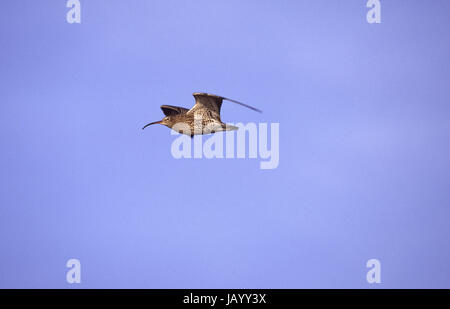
[0,0,449,288]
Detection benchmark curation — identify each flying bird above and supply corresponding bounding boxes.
[142,93,262,136]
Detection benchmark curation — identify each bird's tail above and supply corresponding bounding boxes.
[224,124,239,131]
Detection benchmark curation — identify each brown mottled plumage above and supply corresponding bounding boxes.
[142,93,262,137]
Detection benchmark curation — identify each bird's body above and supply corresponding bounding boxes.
[142,93,261,136]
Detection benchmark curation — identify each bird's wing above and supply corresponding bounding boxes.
[190,93,223,115]
[160,105,189,116]
[189,93,262,116]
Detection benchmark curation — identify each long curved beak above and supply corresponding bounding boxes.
[142,120,163,130]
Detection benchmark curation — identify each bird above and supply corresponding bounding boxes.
[142,93,262,137]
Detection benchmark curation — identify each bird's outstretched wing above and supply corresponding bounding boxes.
[160,105,189,116]
[189,93,262,116]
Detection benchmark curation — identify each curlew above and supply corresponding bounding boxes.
[142,93,262,137]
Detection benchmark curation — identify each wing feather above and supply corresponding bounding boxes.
[160,105,189,116]
[189,93,262,116]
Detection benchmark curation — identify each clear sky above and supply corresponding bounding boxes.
[0,0,449,288]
